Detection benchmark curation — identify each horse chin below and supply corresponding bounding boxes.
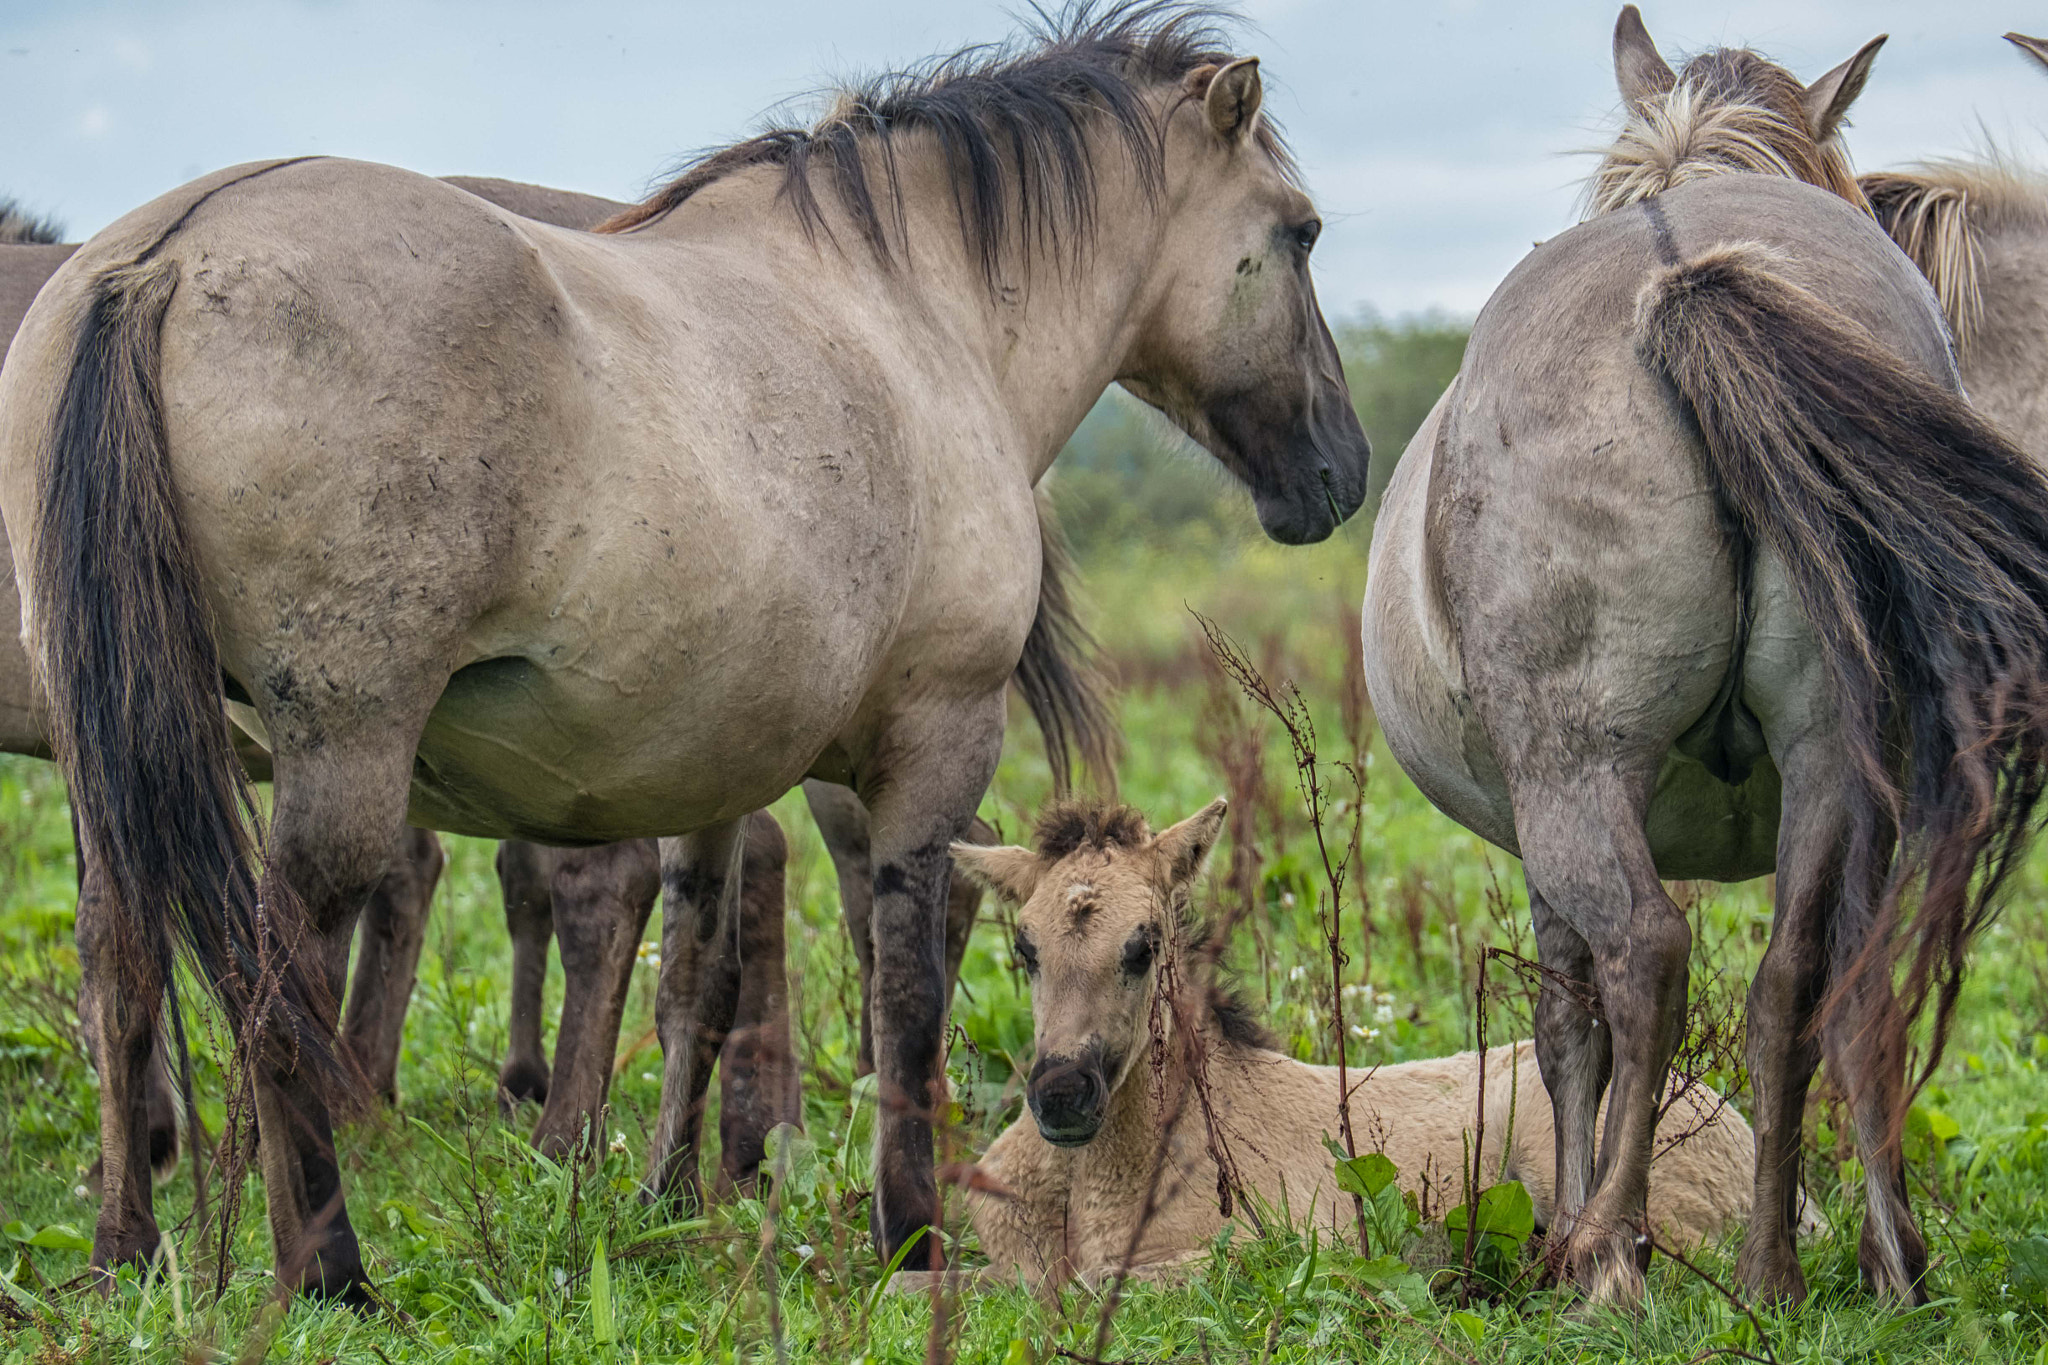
[1034,1120,1103,1148]
[1254,489,1340,545]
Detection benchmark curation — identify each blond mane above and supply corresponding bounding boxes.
[1585,51,1868,221]
[1862,155,2048,354]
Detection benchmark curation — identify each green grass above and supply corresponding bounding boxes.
[2,535,2047,1362]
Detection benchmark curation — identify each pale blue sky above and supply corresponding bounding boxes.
[4,1,2044,315]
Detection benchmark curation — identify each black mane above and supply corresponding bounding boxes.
[0,197,65,245]
[599,2,1288,284]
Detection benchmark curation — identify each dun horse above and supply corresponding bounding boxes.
[0,2,1367,1299]
[2,179,1113,1265]
[1860,34,2048,455]
[947,799,1770,1290]
[1364,7,2048,1307]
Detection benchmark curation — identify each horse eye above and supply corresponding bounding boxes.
[1013,936,1039,975]
[1292,219,1322,252]
[1120,932,1155,977]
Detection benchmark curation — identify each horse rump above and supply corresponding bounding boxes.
[30,255,339,1094]
[1634,242,2048,1108]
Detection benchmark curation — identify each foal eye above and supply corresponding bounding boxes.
[1013,936,1039,975]
[1120,932,1155,977]
[1292,219,1322,252]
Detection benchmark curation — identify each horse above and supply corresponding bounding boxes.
[0,176,1114,1263]
[0,1,1368,1298]
[1859,34,2048,456]
[946,798,1771,1291]
[1362,6,2048,1309]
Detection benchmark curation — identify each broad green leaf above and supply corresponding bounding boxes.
[1448,1309,1487,1346]
[1333,1152,1398,1199]
[26,1224,90,1253]
[591,1237,615,1344]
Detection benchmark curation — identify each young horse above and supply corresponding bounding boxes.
[948,799,1769,1290]
[0,2,1367,1297]
[1859,34,2048,456]
[1364,7,2048,1308]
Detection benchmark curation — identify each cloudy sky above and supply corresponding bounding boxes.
[5,1,2045,316]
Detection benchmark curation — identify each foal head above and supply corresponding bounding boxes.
[953,796,1228,1146]
[1587,5,1884,217]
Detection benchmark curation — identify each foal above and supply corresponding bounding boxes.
[948,799,1767,1289]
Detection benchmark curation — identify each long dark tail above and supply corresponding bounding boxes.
[32,257,330,1084]
[1636,243,2048,1091]
[1010,489,1121,795]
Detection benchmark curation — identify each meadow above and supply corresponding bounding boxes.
[1,319,2045,1362]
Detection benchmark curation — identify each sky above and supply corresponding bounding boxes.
[5,1,2046,317]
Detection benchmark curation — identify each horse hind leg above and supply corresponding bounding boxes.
[495,839,557,1113]
[1733,733,1841,1306]
[1529,884,1611,1276]
[529,840,659,1157]
[339,825,446,1109]
[1513,769,1692,1308]
[74,846,166,1274]
[1823,951,1927,1302]
[717,810,802,1195]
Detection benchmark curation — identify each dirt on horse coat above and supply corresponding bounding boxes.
[949,799,1771,1290]
[1364,7,2048,1310]
[0,3,1367,1296]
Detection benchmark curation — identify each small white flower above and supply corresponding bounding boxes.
[1289,966,1308,982]
[553,1266,568,1289]
[1280,892,1296,908]
[1375,1004,1395,1024]
[795,1244,815,1260]
[641,1072,657,1083]
[610,1131,629,1154]
[1349,1025,1368,1039]
[74,1184,90,1200]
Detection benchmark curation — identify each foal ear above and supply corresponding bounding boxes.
[1613,6,1676,111]
[1200,57,1263,143]
[2006,33,2048,78]
[1802,35,1886,142]
[1152,797,1229,889]
[950,843,1043,903]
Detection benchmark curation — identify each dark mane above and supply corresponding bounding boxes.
[1034,796,1150,859]
[596,2,1289,284]
[0,197,65,246]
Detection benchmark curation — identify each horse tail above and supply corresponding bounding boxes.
[30,255,331,1086]
[1635,241,2048,1090]
[1010,489,1122,796]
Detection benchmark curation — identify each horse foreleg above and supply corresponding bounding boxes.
[1529,884,1609,1275]
[805,780,986,1078]
[1733,736,1840,1305]
[495,839,556,1111]
[860,700,1005,1271]
[75,847,165,1275]
[339,826,445,1109]
[717,811,802,1194]
[530,840,658,1157]
[645,822,748,1205]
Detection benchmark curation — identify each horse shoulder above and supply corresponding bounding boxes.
[1965,216,2048,457]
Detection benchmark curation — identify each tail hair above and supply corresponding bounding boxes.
[33,257,334,1088]
[1635,243,2048,1101]
[1011,488,1122,795]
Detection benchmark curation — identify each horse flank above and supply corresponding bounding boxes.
[1863,157,2048,354]
[596,0,1292,286]
[1586,51,1867,219]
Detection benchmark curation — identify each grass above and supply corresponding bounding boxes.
[2,529,2047,1362]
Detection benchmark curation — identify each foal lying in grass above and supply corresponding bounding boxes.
[946,798,1777,1289]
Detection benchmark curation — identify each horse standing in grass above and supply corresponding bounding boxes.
[1860,34,2048,457]
[0,2,1367,1298]
[1364,6,2048,1308]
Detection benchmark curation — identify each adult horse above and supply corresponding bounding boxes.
[0,2,1366,1299]
[1860,34,2048,456]
[2,176,1113,1269]
[1364,7,2048,1308]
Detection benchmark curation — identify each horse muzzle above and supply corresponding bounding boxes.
[1027,1045,1111,1147]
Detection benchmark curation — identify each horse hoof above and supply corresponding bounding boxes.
[497,1060,550,1116]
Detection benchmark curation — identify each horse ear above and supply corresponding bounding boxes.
[1613,6,1676,111]
[1152,797,1229,888]
[1802,35,1886,142]
[951,843,1043,903]
[2007,33,2048,78]
[1201,57,1263,143]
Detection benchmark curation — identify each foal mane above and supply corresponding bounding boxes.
[1586,48,1868,220]
[1862,155,2048,354]
[597,1,1290,283]
[0,196,65,246]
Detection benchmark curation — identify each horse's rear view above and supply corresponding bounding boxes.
[1366,6,2048,1310]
